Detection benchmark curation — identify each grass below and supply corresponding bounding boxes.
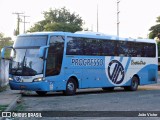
[0,105,8,111]
[0,85,8,111]
[11,100,26,120]
[13,102,25,111]
[0,85,8,92]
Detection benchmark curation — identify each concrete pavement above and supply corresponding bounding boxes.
[0,77,159,120]
[0,86,21,120]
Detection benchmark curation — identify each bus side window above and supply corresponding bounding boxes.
[46,36,64,76]
[150,44,156,57]
[127,42,136,57]
[117,41,126,56]
[66,37,83,55]
[135,43,142,57]
[101,41,108,56]
[101,40,115,56]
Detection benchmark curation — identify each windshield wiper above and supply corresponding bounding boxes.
[10,61,23,75]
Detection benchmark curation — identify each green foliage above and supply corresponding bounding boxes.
[28,7,84,32]
[157,42,160,54]
[157,35,160,58]
[0,33,13,58]
[0,85,7,92]
[149,24,160,39]
[0,105,8,111]
[156,16,160,23]
[13,102,25,111]
[149,16,160,58]
[149,16,160,39]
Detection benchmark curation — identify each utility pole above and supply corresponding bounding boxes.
[97,4,99,32]
[21,15,30,33]
[117,0,120,37]
[12,12,24,35]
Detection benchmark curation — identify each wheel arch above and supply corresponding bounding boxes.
[68,76,79,89]
[133,74,140,85]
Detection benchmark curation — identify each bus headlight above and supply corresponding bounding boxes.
[33,77,44,82]
[9,77,13,81]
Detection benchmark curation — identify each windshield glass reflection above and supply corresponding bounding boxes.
[10,48,43,76]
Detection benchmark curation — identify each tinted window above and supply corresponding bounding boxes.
[117,41,127,56]
[66,37,156,57]
[46,36,64,76]
[66,37,84,55]
[83,39,101,56]
[101,40,115,56]
[142,43,156,57]
[67,37,113,56]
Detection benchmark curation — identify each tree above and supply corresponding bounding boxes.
[149,17,160,64]
[149,16,160,39]
[0,33,13,58]
[0,33,12,48]
[28,7,84,32]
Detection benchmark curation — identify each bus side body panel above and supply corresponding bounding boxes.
[63,56,110,89]
[60,56,158,90]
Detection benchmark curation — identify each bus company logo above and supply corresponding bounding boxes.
[14,76,23,82]
[108,60,125,84]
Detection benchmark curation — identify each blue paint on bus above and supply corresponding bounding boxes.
[1,31,158,95]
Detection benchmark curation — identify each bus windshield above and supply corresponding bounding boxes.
[13,35,48,47]
[10,48,43,76]
[9,35,48,76]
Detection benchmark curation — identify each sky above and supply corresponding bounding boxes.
[0,0,160,39]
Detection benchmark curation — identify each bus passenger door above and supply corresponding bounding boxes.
[45,36,65,90]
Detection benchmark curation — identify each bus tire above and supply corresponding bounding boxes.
[36,91,47,96]
[64,78,77,96]
[124,76,139,91]
[102,87,114,91]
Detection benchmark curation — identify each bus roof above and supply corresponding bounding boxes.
[19,31,156,44]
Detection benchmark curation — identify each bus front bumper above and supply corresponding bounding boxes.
[9,81,51,91]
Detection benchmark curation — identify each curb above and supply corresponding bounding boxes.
[0,94,22,120]
[5,94,22,111]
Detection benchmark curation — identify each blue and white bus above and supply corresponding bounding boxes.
[1,31,158,95]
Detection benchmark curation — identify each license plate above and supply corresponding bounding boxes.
[20,85,26,89]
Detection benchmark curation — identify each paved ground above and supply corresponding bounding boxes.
[0,88,20,108]
[9,83,159,120]
[0,87,21,120]
[0,79,160,120]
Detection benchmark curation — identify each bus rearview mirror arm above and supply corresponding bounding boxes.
[39,45,49,59]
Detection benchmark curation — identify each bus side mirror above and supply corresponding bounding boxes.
[1,46,13,59]
[39,45,49,59]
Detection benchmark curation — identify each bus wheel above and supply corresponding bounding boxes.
[124,76,139,91]
[36,91,47,96]
[102,87,114,91]
[64,78,77,96]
